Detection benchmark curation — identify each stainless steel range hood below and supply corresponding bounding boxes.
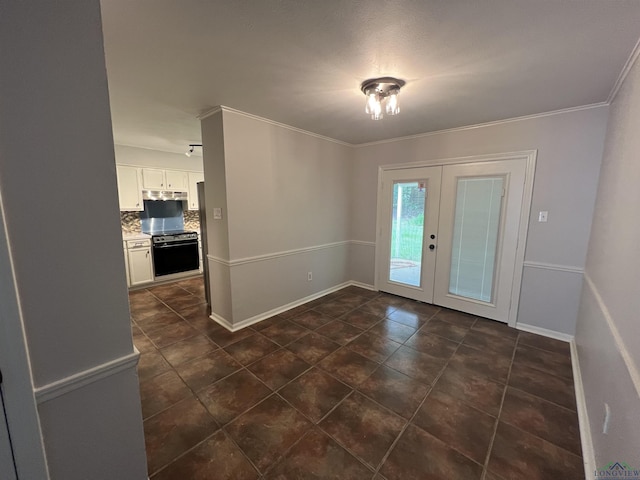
[142,190,188,201]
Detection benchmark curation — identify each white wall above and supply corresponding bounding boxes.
[0,1,147,478]
[351,106,609,334]
[115,144,204,172]
[201,109,352,326]
[575,53,640,468]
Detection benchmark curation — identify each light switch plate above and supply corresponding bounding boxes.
[538,211,548,222]
[213,208,222,220]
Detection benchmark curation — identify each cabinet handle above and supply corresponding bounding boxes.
[146,251,149,257]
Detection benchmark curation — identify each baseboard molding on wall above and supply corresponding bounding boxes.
[516,322,574,342]
[210,280,377,332]
[570,339,596,480]
[34,350,140,404]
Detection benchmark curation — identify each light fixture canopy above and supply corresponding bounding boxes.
[360,77,405,120]
[185,143,202,157]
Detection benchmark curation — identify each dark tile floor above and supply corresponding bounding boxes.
[130,277,585,480]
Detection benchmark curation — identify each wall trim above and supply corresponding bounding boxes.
[570,339,596,480]
[355,104,608,148]
[350,240,376,247]
[34,350,141,404]
[523,261,584,274]
[198,105,352,147]
[515,323,573,342]
[208,240,353,267]
[583,273,640,399]
[607,36,640,104]
[210,281,376,332]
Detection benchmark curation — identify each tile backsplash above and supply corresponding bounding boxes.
[120,208,200,235]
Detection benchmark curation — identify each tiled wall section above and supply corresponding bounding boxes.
[120,209,200,235]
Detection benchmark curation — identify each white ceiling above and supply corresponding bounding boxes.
[100,1,640,152]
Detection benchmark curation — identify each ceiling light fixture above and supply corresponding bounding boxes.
[185,143,202,157]
[360,77,406,120]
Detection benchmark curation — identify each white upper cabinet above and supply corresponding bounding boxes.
[141,168,165,189]
[187,172,205,210]
[166,170,189,192]
[116,165,143,211]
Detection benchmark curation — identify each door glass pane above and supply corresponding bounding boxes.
[389,181,426,287]
[449,177,503,302]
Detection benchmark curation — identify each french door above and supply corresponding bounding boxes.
[376,158,528,323]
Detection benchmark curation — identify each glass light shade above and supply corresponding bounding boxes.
[365,92,378,114]
[386,91,400,115]
[371,99,383,120]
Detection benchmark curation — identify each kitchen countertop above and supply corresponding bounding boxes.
[122,232,151,241]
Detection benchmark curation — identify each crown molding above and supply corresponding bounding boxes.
[607,35,640,104]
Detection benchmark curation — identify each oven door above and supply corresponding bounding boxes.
[152,240,200,277]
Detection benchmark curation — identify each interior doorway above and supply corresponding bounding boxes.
[375,152,535,325]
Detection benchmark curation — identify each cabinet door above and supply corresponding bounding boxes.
[116,166,143,211]
[123,245,131,287]
[128,248,154,285]
[141,168,165,189]
[166,170,189,192]
[187,172,205,210]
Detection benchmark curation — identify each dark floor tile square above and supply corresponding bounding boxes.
[175,349,241,391]
[279,368,351,422]
[163,293,206,312]
[413,390,496,464]
[178,302,211,325]
[205,323,255,347]
[398,300,441,318]
[223,333,279,365]
[132,330,156,353]
[248,348,311,389]
[340,308,382,330]
[517,331,571,355]
[286,333,341,364]
[340,286,379,299]
[432,363,505,417]
[139,370,192,419]
[462,329,517,357]
[266,429,372,480]
[501,387,582,456]
[380,424,482,480]
[346,331,401,363]
[508,362,577,410]
[448,344,511,384]
[316,320,364,345]
[513,343,573,380]
[136,311,184,335]
[358,365,429,419]
[160,334,217,367]
[147,283,189,300]
[404,329,458,359]
[138,351,172,382]
[279,303,312,319]
[433,308,477,328]
[226,395,312,473]
[151,430,259,480]
[130,298,172,321]
[368,318,417,343]
[290,310,334,330]
[260,320,309,346]
[313,297,358,318]
[358,298,399,318]
[487,422,584,480]
[320,392,405,469]
[251,315,285,332]
[472,318,518,339]
[421,317,469,342]
[318,349,378,387]
[385,308,427,329]
[384,346,447,385]
[143,396,218,475]
[146,321,200,348]
[198,369,272,425]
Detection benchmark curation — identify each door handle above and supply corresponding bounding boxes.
[429,244,436,250]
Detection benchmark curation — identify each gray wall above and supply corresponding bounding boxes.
[0,1,147,478]
[351,107,608,335]
[576,54,640,468]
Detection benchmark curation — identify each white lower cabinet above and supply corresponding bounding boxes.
[126,239,154,286]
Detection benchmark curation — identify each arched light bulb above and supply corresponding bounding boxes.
[371,100,383,120]
[365,90,379,115]
[386,89,400,115]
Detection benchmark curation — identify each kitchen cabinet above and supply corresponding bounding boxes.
[141,168,165,189]
[166,170,189,192]
[116,166,143,211]
[126,238,154,286]
[187,172,205,210]
[123,242,131,287]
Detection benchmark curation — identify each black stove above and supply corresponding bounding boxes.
[148,230,198,244]
[145,230,200,276]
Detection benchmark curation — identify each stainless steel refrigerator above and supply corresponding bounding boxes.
[196,182,211,313]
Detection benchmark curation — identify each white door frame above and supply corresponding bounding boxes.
[374,150,537,328]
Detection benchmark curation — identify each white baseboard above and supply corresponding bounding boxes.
[210,281,377,332]
[571,339,596,479]
[515,322,574,342]
[34,350,140,404]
